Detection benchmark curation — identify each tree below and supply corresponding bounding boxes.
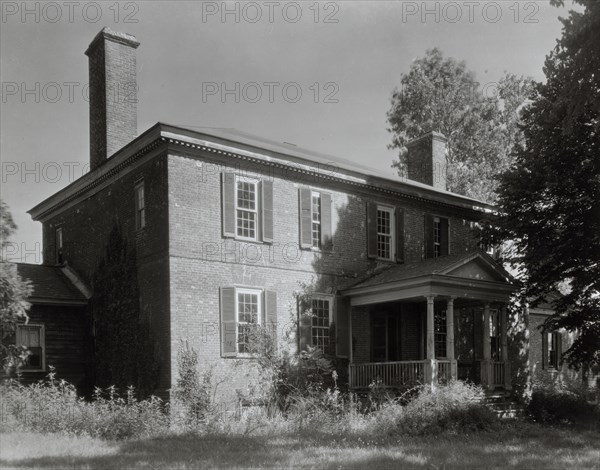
[486,0,600,369]
[91,222,160,397]
[387,48,534,202]
[0,200,32,372]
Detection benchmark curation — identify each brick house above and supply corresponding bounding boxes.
[12,28,590,401]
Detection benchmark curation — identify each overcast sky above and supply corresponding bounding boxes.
[1,1,578,263]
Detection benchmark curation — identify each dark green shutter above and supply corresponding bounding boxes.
[222,173,236,238]
[367,202,378,259]
[440,217,449,256]
[299,188,312,249]
[336,297,350,358]
[220,287,237,357]
[321,192,333,250]
[264,290,278,346]
[262,180,274,243]
[298,298,312,352]
[424,214,434,259]
[395,208,405,263]
[541,331,548,370]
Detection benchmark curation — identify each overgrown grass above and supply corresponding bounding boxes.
[1,423,599,469]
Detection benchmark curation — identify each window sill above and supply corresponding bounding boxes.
[18,368,45,373]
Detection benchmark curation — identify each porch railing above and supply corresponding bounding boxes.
[349,361,426,389]
[437,360,451,384]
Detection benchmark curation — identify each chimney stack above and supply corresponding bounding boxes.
[405,131,448,191]
[85,28,140,171]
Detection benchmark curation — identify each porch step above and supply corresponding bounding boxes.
[482,390,525,419]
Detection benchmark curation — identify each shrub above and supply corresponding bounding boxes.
[372,381,498,436]
[0,367,168,439]
[527,389,599,427]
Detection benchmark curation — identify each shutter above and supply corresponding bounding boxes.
[556,332,563,367]
[336,297,350,358]
[262,180,274,243]
[299,188,312,249]
[395,208,405,263]
[424,214,434,259]
[298,298,313,352]
[220,287,237,357]
[264,290,278,346]
[222,173,236,238]
[321,192,333,250]
[440,217,449,256]
[541,331,548,370]
[367,202,378,259]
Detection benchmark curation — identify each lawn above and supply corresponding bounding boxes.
[1,424,599,469]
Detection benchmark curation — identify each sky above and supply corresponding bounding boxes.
[0,1,579,264]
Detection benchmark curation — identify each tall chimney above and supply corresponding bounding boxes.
[405,131,448,191]
[85,28,140,171]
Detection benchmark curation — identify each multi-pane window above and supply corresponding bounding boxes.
[55,228,63,263]
[236,178,258,240]
[237,289,261,354]
[135,183,146,230]
[16,324,44,371]
[311,298,331,351]
[377,207,394,260]
[311,191,321,248]
[434,309,447,358]
[433,217,441,257]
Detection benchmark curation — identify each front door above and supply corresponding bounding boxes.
[371,308,399,362]
[456,306,482,383]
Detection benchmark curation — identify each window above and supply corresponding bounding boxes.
[235,177,258,240]
[236,288,262,354]
[311,298,332,351]
[135,183,146,230]
[55,228,63,264]
[311,191,321,249]
[425,214,448,259]
[377,206,394,261]
[16,324,45,371]
[548,332,560,369]
[434,308,446,358]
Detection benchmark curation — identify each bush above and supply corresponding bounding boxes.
[527,389,599,427]
[372,381,498,436]
[0,367,168,439]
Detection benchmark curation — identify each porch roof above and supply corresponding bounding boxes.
[340,251,516,306]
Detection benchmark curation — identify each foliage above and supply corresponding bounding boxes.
[372,381,497,436]
[527,389,598,428]
[387,48,534,202]
[172,341,214,427]
[484,0,600,369]
[91,222,160,398]
[0,200,32,372]
[0,367,168,440]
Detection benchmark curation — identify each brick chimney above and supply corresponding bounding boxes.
[85,28,140,171]
[405,131,448,191]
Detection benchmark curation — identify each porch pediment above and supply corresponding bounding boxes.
[341,251,516,306]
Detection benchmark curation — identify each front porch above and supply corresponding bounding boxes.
[339,252,515,390]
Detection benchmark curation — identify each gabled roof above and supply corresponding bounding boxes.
[15,263,89,305]
[341,251,516,305]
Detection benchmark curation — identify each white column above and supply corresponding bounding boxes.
[446,297,457,381]
[426,296,437,386]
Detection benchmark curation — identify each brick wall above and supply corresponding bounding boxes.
[166,149,481,402]
[41,154,171,396]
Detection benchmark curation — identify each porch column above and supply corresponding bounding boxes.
[446,297,457,381]
[500,304,511,390]
[482,302,494,390]
[425,295,437,386]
